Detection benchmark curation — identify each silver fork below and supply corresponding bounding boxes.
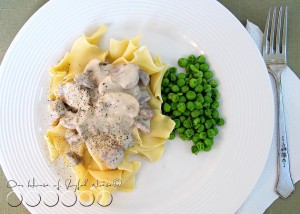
[263,6,294,199]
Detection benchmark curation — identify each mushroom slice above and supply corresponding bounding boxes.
[100,92,140,118]
[110,64,139,89]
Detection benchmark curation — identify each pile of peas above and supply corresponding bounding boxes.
[161,54,224,154]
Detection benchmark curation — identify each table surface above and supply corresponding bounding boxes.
[0,0,299,213]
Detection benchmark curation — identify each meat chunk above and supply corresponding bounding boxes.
[58,83,90,111]
[66,151,83,166]
[86,134,125,169]
[139,70,150,86]
[65,129,81,145]
[134,117,151,134]
[138,87,151,104]
[139,108,154,120]
[110,64,139,89]
[50,100,66,116]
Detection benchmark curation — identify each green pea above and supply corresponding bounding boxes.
[176,127,186,134]
[163,103,171,112]
[193,71,203,78]
[179,115,186,122]
[200,63,209,72]
[212,89,220,99]
[163,87,170,94]
[185,63,192,72]
[171,102,177,110]
[177,79,185,87]
[177,102,186,113]
[183,120,192,129]
[185,135,192,140]
[192,135,201,144]
[213,127,218,135]
[173,110,182,117]
[203,102,210,108]
[179,133,187,140]
[197,124,205,133]
[177,73,186,79]
[189,78,198,88]
[204,95,212,103]
[198,108,204,116]
[202,78,207,84]
[171,85,180,93]
[191,145,199,154]
[186,91,196,100]
[183,110,191,116]
[195,102,203,109]
[195,63,200,69]
[174,119,181,129]
[204,138,214,147]
[204,146,212,152]
[217,118,225,126]
[209,79,218,88]
[194,85,203,93]
[196,142,205,151]
[193,118,200,126]
[164,70,171,78]
[171,94,179,103]
[168,67,177,74]
[197,55,206,64]
[170,73,177,82]
[191,110,201,118]
[199,116,205,123]
[178,58,188,67]
[170,114,177,120]
[188,73,193,79]
[162,94,167,102]
[168,82,174,89]
[187,101,195,111]
[197,78,203,84]
[204,84,212,93]
[190,64,200,73]
[181,85,190,93]
[210,118,217,126]
[188,54,196,63]
[185,129,194,137]
[205,120,212,129]
[162,78,169,87]
[199,132,207,139]
[204,109,212,117]
[169,132,175,140]
[204,71,213,79]
[211,101,220,109]
[196,95,204,103]
[185,78,190,85]
[179,96,186,103]
[207,129,215,138]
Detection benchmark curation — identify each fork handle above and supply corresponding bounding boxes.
[274,74,294,199]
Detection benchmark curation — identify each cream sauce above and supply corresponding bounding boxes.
[52,59,154,169]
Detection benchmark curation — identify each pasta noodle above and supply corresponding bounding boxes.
[45,26,175,206]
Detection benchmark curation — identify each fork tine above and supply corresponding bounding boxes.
[276,7,283,53]
[269,7,277,54]
[282,6,288,56]
[263,7,271,56]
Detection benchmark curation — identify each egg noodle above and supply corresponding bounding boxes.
[44,26,175,205]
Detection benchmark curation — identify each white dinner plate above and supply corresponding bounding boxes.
[0,0,274,213]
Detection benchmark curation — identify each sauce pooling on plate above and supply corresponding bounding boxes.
[49,59,154,169]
